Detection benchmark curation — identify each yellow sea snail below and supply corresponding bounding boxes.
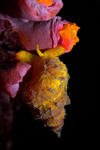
[16,45,70,137]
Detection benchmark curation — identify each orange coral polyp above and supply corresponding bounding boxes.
[36,0,52,6]
[59,23,80,52]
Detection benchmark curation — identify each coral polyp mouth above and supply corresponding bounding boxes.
[59,23,80,52]
[36,0,52,6]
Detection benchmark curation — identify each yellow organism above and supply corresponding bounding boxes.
[16,45,70,137]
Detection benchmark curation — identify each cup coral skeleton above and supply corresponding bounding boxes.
[1,0,63,21]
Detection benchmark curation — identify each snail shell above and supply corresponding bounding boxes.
[22,55,70,136]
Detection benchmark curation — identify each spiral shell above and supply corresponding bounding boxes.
[16,46,70,136]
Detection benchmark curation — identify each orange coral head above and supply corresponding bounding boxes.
[59,23,80,52]
[36,0,52,6]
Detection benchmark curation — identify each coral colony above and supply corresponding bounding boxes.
[0,0,80,148]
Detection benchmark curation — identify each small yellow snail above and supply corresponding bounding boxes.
[16,45,70,137]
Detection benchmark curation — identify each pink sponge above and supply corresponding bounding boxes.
[0,62,31,98]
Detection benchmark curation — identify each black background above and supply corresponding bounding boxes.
[12,0,100,149]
